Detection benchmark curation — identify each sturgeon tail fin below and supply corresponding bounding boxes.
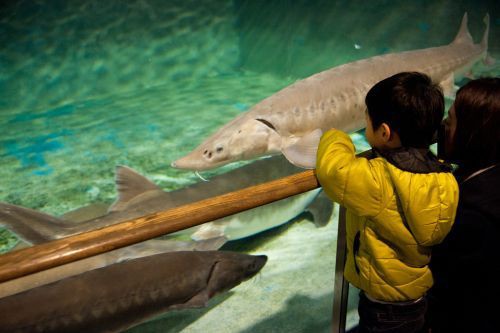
[452,13,474,45]
[481,13,490,51]
[480,13,496,66]
[0,202,69,244]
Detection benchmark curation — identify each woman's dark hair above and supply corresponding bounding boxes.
[366,72,444,148]
[453,77,500,171]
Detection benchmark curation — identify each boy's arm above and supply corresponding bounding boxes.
[316,129,382,217]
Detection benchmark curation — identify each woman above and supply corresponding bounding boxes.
[429,77,500,332]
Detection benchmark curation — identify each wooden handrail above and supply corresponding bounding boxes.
[0,169,319,283]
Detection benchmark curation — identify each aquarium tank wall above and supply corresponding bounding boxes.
[0,0,498,332]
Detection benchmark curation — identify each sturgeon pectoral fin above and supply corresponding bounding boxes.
[439,73,456,97]
[191,223,226,241]
[173,290,210,309]
[464,70,475,80]
[306,191,334,227]
[484,54,496,66]
[282,129,323,169]
[193,236,227,251]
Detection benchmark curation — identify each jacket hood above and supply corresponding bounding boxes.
[382,148,458,246]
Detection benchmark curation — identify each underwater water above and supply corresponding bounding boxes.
[0,0,499,332]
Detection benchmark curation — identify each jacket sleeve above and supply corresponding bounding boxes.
[316,129,382,217]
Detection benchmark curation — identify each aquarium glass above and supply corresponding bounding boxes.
[0,0,498,332]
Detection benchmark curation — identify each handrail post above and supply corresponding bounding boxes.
[331,205,349,333]
[331,150,372,332]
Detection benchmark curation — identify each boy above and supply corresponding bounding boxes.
[316,72,458,332]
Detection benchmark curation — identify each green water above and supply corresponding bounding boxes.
[0,0,499,332]
[1,0,498,216]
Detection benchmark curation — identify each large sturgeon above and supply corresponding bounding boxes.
[172,13,491,171]
[0,155,332,244]
[0,237,226,299]
[0,251,267,333]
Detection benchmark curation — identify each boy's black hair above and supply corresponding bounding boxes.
[365,72,444,148]
[453,77,500,171]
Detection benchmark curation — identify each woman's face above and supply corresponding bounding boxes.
[440,104,458,161]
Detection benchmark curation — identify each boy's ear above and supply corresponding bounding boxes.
[380,123,392,142]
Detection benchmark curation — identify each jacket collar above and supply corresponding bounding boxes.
[373,147,453,174]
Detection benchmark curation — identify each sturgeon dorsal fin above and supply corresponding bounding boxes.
[282,129,323,169]
[108,166,162,212]
[452,12,474,45]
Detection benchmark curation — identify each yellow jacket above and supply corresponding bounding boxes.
[316,129,458,302]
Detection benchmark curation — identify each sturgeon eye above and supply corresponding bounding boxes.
[216,146,223,153]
